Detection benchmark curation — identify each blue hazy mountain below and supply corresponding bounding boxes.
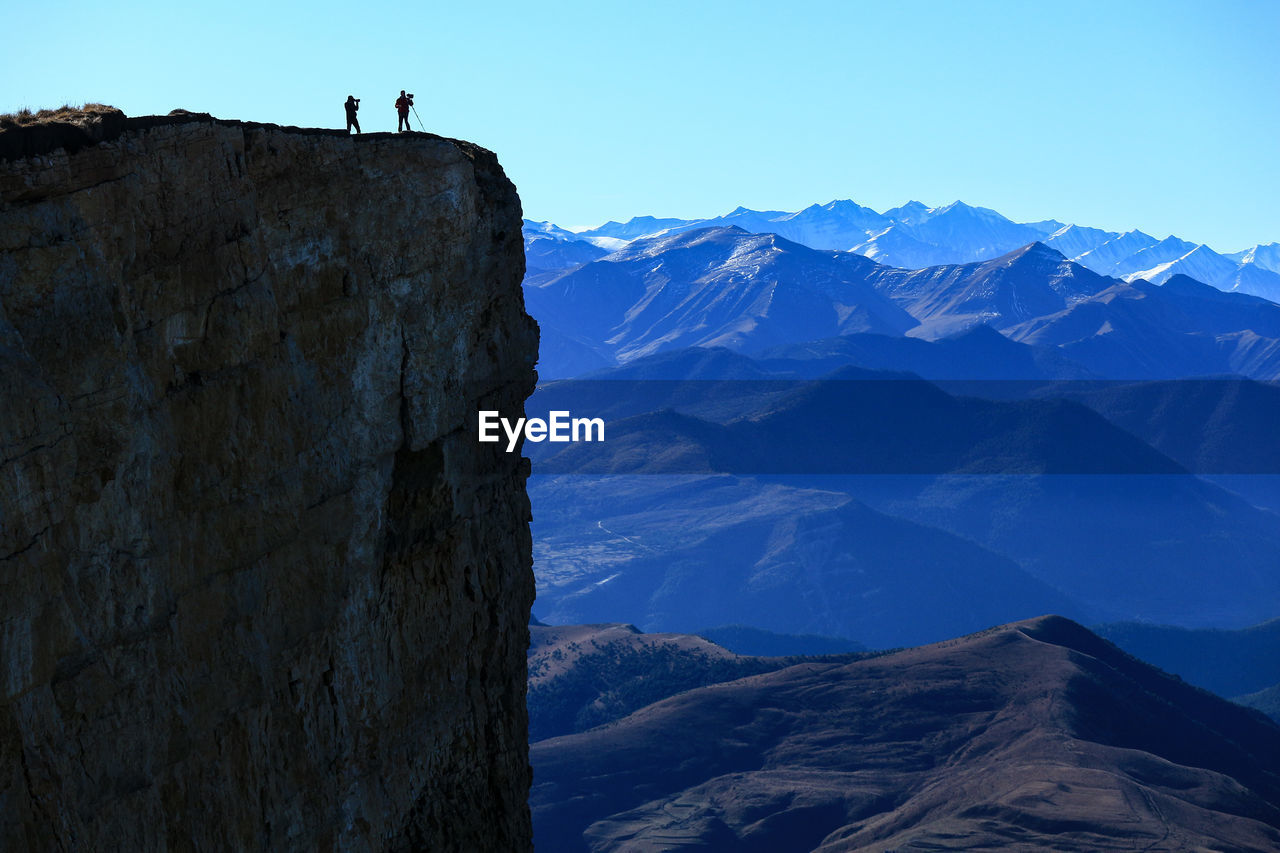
[1111,234,1199,277]
[863,241,1117,339]
[1096,619,1280,699]
[578,215,692,241]
[523,219,608,284]
[853,200,1047,267]
[1006,274,1280,379]
[592,200,892,251]
[1022,217,1066,234]
[520,208,1280,701]
[1042,222,1116,258]
[1067,375,1280,474]
[526,198,1280,300]
[703,200,891,251]
[694,625,865,656]
[1229,242,1280,272]
[554,323,1092,382]
[841,472,1280,629]
[1080,233,1280,298]
[528,350,1280,632]
[527,226,1280,380]
[752,324,1097,380]
[525,227,917,376]
[882,198,935,225]
[1238,685,1280,722]
[1219,261,1280,304]
[529,473,1085,648]
[523,218,579,241]
[535,368,1186,476]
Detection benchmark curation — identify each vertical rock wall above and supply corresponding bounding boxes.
[0,112,537,850]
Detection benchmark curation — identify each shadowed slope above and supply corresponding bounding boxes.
[532,616,1280,852]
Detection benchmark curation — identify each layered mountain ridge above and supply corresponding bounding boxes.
[531,615,1280,852]
[528,224,1280,380]
[517,183,1280,853]
[530,197,1280,300]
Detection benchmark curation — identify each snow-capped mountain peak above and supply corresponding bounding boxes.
[1232,242,1280,274]
[526,202,1275,302]
[882,200,933,225]
[1124,243,1238,287]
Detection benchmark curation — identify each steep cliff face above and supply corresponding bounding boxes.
[0,109,538,850]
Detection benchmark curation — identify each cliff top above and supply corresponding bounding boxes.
[0,103,472,163]
[0,102,123,128]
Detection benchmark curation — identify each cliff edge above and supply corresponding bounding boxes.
[0,108,538,850]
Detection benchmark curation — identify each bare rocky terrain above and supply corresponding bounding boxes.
[526,623,842,742]
[531,616,1280,852]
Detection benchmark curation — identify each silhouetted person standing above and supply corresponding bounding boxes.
[395,90,413,132]
[344,95,361,134]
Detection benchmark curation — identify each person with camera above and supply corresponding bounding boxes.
[344,95,361,134]
[395,90,413,132]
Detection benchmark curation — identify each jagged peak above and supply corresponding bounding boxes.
[1149,234,1197,250]
[930,199,1014,222]
[1163,273,1218,293]
[883,200,931,219]
[821,198,875,214]
[1180,242,1223,259]
[1024,218,1066,233]
[948,322,1012,343]
[1049,223,1113,239]
[1003,241,1067,263]
[620,224,754,257]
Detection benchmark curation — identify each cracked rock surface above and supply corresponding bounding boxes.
[0,110,538,851]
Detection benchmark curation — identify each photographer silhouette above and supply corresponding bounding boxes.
[344,95,361,134]
[395,90,413,132]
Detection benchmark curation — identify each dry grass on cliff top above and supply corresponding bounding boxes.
[0,103,120,129]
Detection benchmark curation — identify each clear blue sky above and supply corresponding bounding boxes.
[4,0,1277,250]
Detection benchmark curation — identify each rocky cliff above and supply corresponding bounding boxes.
[0,108,538,850]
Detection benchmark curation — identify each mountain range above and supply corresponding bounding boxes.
[527,356,1280,637]
[526,622,860,742]
[522,221,1280,640]
[524,227,915,369]
[526,224,1280,380]
[531,616,1280,852]
[1095,619,1280,701]
[530,473,1087,649]
[527,174,1280,850]
[527,197,1280,301]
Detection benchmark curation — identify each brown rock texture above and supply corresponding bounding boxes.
[0,109,537,851]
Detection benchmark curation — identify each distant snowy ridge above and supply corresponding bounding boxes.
[525,200,1280,301]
